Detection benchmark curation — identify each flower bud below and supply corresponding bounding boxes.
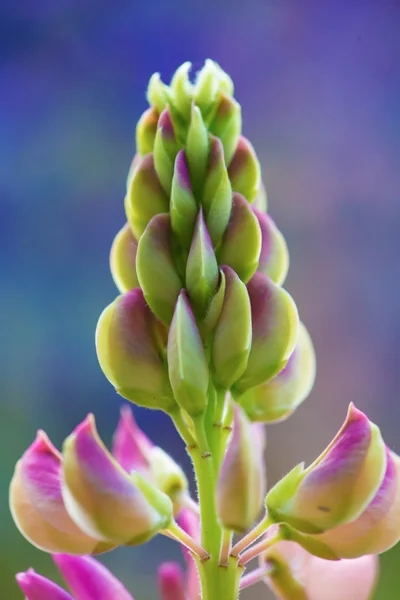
[9,432,105,555]
[53,554,134,600]
[170,150,198,251]
[194,59,223,119]
[228,136,261,203]
[217,192,262,283]
[16,569,74,600]
[125,154,168,238]
[168,291,209,416]
[186,104,209,195]
[147,446,188,512]
[154,106,179,195]
[262,542,378,600]
[202,136,232,247]
[158,563,186,600]
[255,208,289,286]
[210,92,242,165]
[201,268,226,337]
[211,266,252,389]
[112,406,153,475]
[314,448,400,558]
[136,214,183,325]
[147,72,169,114]
[110,223,139,293]
[266,405,387,534]
[253,182,268,212]
[238,322,316,423]
[62,415,173,545]
[234,272,298,393]
[186,208,219,316]
[170,61,193,119]
[136,106,159,156]
[95,289,175,411]
[217,405,266,532]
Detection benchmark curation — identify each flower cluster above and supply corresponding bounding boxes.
[10,60,400,600]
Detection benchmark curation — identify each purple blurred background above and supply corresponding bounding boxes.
[1,1,400,598]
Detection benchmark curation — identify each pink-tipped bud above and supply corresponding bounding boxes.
[262,542,378,600]
[254,208,289,286]
[125,154,168,239]
[157,562,186,600]
[136,106,159,156]
[16,569,74,600]
[228,136,261,203]
[110,223,139,293]
[217,405,266,532]
[266,405,387,534]
[9,432,102,555]
[136,213,183,325]
[53,554,135,600]
[61,415,173,545]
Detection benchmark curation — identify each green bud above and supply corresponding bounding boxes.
[255,208,289,286]
[194,59,221,119]
[234,273,299,392]
[147,73,169,114]
[169,61,193,119]
[147,446,188,514]
[202,136,232,247]
[109,223,139,293]
[167,291,209,417]
[186,208,219,317]
[228,136,261,203]
[136,214,182,325]
[210,92,242,165]
[237,322,316,423]
[136,106,159,156]
[253,182,268,212]
[201,269,226,337]
[217,192,262,283]
[125,154,169,239]
[217,406,266,532]
[95,289,175,411]
[154,106,180,195]
[170,150,198,251]
[186,104,209,195]
[212,266,252,389]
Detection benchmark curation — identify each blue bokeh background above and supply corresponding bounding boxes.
[1,1,400,598]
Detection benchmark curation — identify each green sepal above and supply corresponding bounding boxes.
[186,208,219,317]
[167,291,209,417]
[186,104,209,196]
[228,136,261,203]
[211,266,252,389]
[136,106,159,156]
[110,223,139,293]
[170,149,198,251]
[136,214,182,325]
[202,135,232,247]
[217,192,262,283]
[125,154,169,239]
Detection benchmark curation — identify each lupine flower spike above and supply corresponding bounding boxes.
[10,60,400,600]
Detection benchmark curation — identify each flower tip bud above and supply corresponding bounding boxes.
[158,562,186,600]
[136,106,159,156]
[147,72,169,114]
[228,136,261,203]
[254,209,289,286]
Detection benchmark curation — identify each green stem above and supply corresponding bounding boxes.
[190,404,240,600]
